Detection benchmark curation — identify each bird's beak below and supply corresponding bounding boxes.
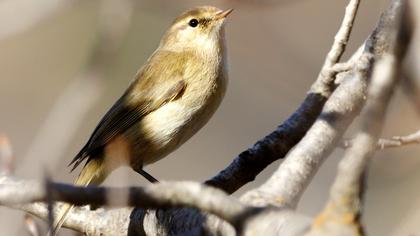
[214,9,234,20]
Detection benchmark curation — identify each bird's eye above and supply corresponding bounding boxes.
[188,19,199,28]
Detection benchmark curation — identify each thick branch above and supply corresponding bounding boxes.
[18,203,132,235]
[307,3,411,235]
[241,56,371,208]
[204,93,326,194]
[0,176,253,228]
[1,175,316,236]
[205,0,359,194]
[241,0,404,208]
[309,56,398,236]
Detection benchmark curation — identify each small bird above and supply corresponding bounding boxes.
[52,5,232,234]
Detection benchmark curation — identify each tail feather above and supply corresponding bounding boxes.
[68,144,89,172]
[50,159,105,236]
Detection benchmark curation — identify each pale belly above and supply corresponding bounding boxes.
[142,102,198,148]
[124,83,226,168]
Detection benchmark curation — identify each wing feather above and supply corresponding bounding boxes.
[69,51,189,171]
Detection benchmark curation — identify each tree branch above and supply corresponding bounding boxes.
[240,0,404,208]
[205,0,360,195]
[1,175,317,236]
[311,0,361,97]
[0,1,413,235]
[342,129,420,149]
[309,58,397,236]
[307,3,411,235]
[0,176,255,229]
[18,202,132,235]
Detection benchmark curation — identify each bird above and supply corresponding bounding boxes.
[52,5,232,234]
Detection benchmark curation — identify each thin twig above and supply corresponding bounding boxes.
[342,129,420,149]
[382,129,420,147]
[311,0,361,96]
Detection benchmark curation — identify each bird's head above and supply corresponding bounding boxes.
[159,6,233,53]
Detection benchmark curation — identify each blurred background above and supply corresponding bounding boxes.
[1,0,419,235]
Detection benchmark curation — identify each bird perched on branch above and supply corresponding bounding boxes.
[52,5,232,234]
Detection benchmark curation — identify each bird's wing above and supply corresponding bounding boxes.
[69,51,188,170]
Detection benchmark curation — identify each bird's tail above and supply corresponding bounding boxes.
[49,158,106,236]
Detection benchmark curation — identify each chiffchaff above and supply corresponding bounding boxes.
[52,6,232,234]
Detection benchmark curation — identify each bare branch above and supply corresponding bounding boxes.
[204,92,327,194]
[239,0,368,208]
[311,0,361,97]
[205,0,360,194]
[0,176,254,228]
[0,176,307,235]
[309,56,398,236]
[378,130,420,148]
[342,129,420,149]
[241,55,371,208]
[19,202,131,235]
[241,0,405,208]
[307,1,411,235]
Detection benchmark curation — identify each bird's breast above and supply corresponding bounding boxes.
[139,72,227,165]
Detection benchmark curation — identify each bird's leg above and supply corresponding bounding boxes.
[135,168,159,183]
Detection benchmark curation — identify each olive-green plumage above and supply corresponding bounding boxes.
[52,6,232,234]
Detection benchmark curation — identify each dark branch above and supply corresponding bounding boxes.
[0,177,255,228]
[240,0,406,208]
[205,0,360,194]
